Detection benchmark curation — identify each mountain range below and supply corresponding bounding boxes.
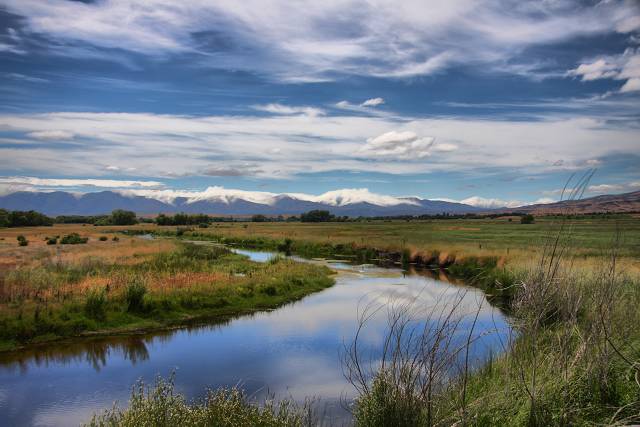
[1,189,637,217]
[0,189,481,217]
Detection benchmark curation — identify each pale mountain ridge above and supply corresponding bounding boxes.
[118,187,421,207]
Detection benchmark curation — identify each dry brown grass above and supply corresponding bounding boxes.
[0,224,175,270]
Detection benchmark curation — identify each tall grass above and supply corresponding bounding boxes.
[86,375,313,427]
[346,173,640,426]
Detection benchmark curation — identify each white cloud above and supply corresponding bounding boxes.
[0,111,638,180]
[534,197,556,205]
[461,196,522,209]
[0,176,165,189]
[431,143,458,152]
[361,98,385,107]
[251,103,325,117]
[620,77,640,93]
[27,130,75,140]
[568,48,640,93]
[2,0,638,81]
[543,181,640,197]
[587,184,624,193]
[360,131,435,159]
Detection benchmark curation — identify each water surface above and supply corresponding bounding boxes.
[0,249,512,426]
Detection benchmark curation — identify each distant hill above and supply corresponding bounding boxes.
[506,191,640,214]
[0,190,482,217]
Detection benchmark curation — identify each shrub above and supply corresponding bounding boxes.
[17,235,28,246]
[258,284,277,296]
[60,233,89,244]
[99,236,108,241]
[46,237,57,245]
[85,376,311,427]
[84,288,107,320]
[125,279,147,312]
[277,238,294,255]
[112,236,119,242]
[520,214,535,224]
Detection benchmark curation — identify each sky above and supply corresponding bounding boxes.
[0,0,639,208]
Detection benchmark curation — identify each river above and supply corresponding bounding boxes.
[0,248,512,426]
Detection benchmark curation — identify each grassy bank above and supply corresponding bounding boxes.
[162,231,520,307]
[167,215,640,275]
[348,236,640,426]
[0,242,334,352]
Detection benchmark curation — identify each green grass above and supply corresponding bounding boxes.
[0,243,334,351]
[174,216,640,273]
[85,375,311,427]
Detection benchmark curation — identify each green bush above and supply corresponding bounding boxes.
[85,376,311,427]
[84,288,107,320]
[520,214,535,224]
[60,233,89,244]
[17,235,28,246]
[98,236,108,241]
[46,237,57,245]
[125,279,147,312]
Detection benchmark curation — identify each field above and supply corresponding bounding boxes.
[182,215,640,274]
[0,224,334,351]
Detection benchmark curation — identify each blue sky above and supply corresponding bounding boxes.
[0,0,639,208]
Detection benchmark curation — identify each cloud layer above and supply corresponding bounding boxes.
[2,0,639,81]
[0,111,637,180]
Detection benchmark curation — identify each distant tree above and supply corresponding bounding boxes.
[7,210,53,227]
[300,210,334,222]
[251,214,268,222]
[0,209,8,228]
[520,214,535,224]
[111,209,138,226]
[156,213,173,226]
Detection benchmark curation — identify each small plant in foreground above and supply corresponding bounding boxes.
[17,235,28,246]
[98,236,108,242]
[85,375,312,427]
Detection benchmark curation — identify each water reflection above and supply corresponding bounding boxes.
[0,249,512,427]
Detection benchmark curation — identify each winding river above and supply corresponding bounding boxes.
[0,248,512,426]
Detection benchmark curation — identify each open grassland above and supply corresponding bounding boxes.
[0,225,334,352]
[185,215,640,275]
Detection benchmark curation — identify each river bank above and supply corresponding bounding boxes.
[0,242,334,352]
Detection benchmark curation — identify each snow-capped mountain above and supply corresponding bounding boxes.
[0,187,481,216]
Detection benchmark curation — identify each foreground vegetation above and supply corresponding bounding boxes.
[348,253,640,426]
[0,239,333,351]
[87,376,312,427]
